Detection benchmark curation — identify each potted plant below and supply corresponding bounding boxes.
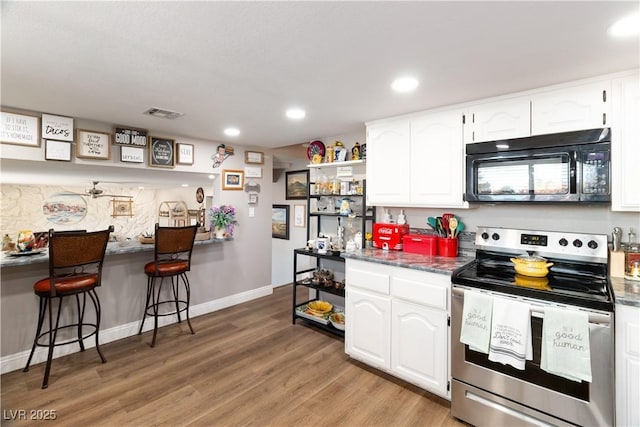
[210,204,238,238]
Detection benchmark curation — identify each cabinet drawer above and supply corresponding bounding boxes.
[346,260,390,295]
[391,276,448,310]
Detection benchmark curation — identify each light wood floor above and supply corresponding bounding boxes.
[1,285,467,427]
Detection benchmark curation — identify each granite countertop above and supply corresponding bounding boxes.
[611,276,640,308]
[341,247,474,275]
[0,237,228,268]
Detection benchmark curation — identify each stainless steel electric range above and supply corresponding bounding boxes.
[451,226,614,427]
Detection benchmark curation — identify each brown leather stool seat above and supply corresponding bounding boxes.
[23,227,113,389]
[138,224,198,347]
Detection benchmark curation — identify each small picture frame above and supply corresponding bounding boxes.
[120,146,144,163]
[111,199,133,217]
[222,169,244,190]
[42,114,74,142]
[244,166,262,178]
[1,111,40,147]
[149,136,175,168]
[272,204,289,240]
[294,204,306,228]
[285,170,309,200]
[76,129,111,160]
[176,143,194,165]
[45,140,72,161]
[248,193,258,204]
[245,150,264,164]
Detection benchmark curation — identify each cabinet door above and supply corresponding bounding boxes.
[410,110,466,207]
[531,81,610,135]
[464,97,531,144]
[345,287,391,370]
[612,75,640,211]
[615,304,640,427]
[391,300,448,397]
[365,120,411,205]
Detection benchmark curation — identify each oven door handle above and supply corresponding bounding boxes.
[452,286,611,326]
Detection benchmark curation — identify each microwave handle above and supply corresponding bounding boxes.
[569,151,577,194]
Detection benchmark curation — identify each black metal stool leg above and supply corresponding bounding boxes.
[76,293,86,352]
[151,277,163,347]
[88,289,106,363]
[182,273,195,334]
[138,276,153,335]
[42,297,64,389]
[172,276,182,323]
[24,297,47,373]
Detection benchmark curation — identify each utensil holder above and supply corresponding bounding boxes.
[437,237,458,257]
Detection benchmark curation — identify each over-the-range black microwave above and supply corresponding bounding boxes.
[465,128,611,203]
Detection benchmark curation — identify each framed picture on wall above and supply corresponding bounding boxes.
[222,169,244,190]
[294,204,306,227]
[45,140,72,161]
[0,111,40,147]
[41,114,74,142]
[285,169,309,200]
[272,204,289,240]
[76,129,111,160]
[176,143,194,165]
[149,136,175,168]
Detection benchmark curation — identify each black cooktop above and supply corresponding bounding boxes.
[451,251,614,312]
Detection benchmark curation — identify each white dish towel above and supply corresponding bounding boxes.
[460,290,493,354]
[488,297,532,370]
[541,307,592,383]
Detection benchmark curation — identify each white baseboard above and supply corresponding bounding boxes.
[1,285,273,375]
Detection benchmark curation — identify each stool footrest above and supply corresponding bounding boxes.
[35,323,99,348]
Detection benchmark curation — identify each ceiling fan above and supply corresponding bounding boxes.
[62,181,133,199]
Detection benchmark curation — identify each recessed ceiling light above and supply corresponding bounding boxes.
[138,186,145,190]
[224,128,240,137]
[286,108,306,119]
[208,175,215,179]
[391,76,419,93]
[181,184,189,187]
[609,12,640,37]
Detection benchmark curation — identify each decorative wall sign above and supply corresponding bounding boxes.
[120,146,144,163]
[149,136,175,168]
[42,193,87,225]
[285,170,309,200]
[45,140,72,161]
[245,151,264,164]
[111,198,133,217]
[176,143,194,165]
[0,111,40,147]
[211,144,234,168]
[272,204,289,240]
[244,166,262,178]
[294,204,306,228]
[222,169,244,190]
[41,114,74,142]
[114,126,148,147]
[76,129,111,160]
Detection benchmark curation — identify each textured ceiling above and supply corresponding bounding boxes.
[1,1,638,149]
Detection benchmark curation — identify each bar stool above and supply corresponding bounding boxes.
[138,223,198,347]
[23,226,113,389]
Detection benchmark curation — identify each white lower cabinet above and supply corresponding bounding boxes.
[615,303,640,427]
[345,259,451,399]
[391,300,448,395]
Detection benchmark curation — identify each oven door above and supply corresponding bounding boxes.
[451,286,614,427]
[465,147,578,202]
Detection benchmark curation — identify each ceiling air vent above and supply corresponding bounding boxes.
[143,107,184,120]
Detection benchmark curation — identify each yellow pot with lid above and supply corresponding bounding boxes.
[510,254,554,277]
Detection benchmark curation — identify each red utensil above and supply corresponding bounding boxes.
[442,213,454,236]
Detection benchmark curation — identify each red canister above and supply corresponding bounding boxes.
[402,234,438,256]
[437,237,459,257]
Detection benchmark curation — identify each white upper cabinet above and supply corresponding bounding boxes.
[611,74,640,211]
[366,108,467,208]
[410,110,466,207]
[366,119,411,205]
[531,81,610,135]
[463,97,531,144]
[464,80,611,144]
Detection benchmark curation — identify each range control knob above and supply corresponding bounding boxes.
[492,233,500,241]
[573,239,583,248]
[559,238,568,247]
[481,232,489,240]
[588,240,598,249]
